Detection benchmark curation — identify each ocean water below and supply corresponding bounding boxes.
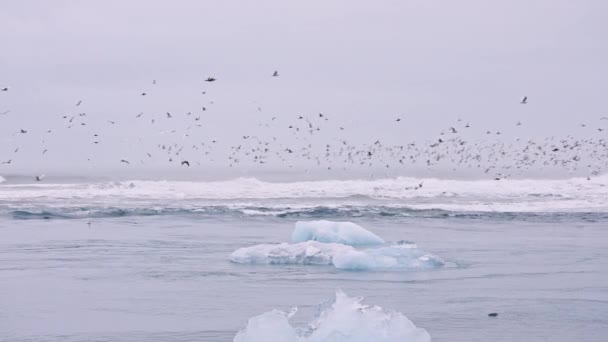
[1,176,607,341]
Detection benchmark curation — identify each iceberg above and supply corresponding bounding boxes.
[230,241,443,270]
[292,220,384,246]
[230,241,353,266]
[332,243,444,270]
[234,290,431,342]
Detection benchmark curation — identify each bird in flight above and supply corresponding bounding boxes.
[520,96,528,104]
[120,159,130,164]
[181,160,190,167]
[205,77,216,82]
[272,71,279,77]
[1,87,8,91]
[35,174,45,182]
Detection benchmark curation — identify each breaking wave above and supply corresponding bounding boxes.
[1,176,608,219]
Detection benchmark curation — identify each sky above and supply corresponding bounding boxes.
[0,0,607,179]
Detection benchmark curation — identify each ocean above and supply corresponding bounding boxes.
[1,175,607,341]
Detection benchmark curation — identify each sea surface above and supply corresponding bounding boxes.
[1,175,607,341]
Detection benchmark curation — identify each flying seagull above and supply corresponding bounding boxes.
[120,159,130,164]
[520,96,528,104]
[1,87,8,91]
[35,174,45,182]
[205,77,216,82]
[76,100,82,106]
[181,160,190,167]
[272,71,279,77]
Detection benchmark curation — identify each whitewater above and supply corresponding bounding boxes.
[1,175,607,341]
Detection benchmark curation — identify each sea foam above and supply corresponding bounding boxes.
[234,290,431,342]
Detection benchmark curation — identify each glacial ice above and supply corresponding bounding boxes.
[234,290,431,342]
[229,240,443,270]
[230,241,352,266]
[292,220,385,245]
[333,244,443,270]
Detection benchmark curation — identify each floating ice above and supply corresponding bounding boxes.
[332,243,444,270]
[292,220,384,246]
[230,241,351,266]
[234,290,431,342]
[230,240,443,270]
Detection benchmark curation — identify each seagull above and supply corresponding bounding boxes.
[136,112,144,118]
[20,129,27,134]
[35,174,45,182]
[181,160,190,167]
[1,87,8,91]
[272,71,279,77]
[120,159,130,164]
[396,118,401,122]
[141,92,147,96]
[205,77,216,82]
[2,159,12,164]
[520,96,528,104]
[1,110,11,115]
[76,100,82,106]
[488,313,498,317]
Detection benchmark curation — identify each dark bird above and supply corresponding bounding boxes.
[76,100,82,106]
[396,118,401,122]
[1,110,11,115]
[166,112,172,118]
[205,77,216,82]
[488,313,498,317]
[520,96,528,104]
[181,160,190,167]
[120,159,130,164]
[1,87,8,91]
[272,71,279,77]
[107,120,116,125]
[136,112,144,118]
[2,159,12,164]
[141,92,147,96]
[35,174,45,182]
[20,129,27,134]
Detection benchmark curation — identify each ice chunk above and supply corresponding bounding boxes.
[234,290,431,342]
[230,241,443,271]
[292,220,385,246]
[230,241,354,265]
[333,244,444,270]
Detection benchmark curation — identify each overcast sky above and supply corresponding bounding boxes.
[0,0,607,179]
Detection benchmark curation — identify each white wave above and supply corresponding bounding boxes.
[292,220,384,246]
[234,290,431,342]
[1,175,608,212]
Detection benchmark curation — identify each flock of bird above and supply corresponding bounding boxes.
[1,72,608,181]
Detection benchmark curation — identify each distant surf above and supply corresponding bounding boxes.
[1,176,608,219]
